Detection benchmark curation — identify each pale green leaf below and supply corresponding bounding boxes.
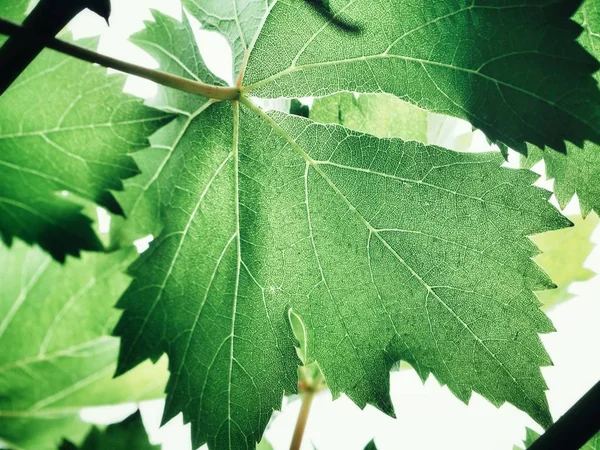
[531,213,599,309]
[255,437,274,450]
[0,242,168,450]
[0,36,170,260]
[242,0,600,153]
[181,0,276,79]
[307,92,475,151]
[59,411,158,450]
[364,439,377,450]
[309,92,427,142]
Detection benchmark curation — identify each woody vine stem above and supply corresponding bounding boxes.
[290,367,326,450]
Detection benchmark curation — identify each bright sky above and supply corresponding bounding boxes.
[61,1,600,449]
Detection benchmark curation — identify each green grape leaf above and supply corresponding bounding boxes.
[525,143,600,216]
[0,241,168,450]
[110,10,225,247]
[59,411,158,450]
[531,213,599,309]
[364,439,378,450]
[521,1,600,216]
[309,92,428,142]
[515,427,600,449]
[114,19,571,440]
[241,0,600,154]
[0,35,170,260]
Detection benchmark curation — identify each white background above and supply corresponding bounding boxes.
[62,1,600,448]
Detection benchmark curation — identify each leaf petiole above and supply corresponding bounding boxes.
[0,17,240,101]
[290,365,326,450]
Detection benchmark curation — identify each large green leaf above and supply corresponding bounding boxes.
[115,40,570,446]
[240,0,600,154]
[531,213,599,309]
[308,92,481,153]
[59,411,158,450]
[0,34,170,260]
[0,241,168,450]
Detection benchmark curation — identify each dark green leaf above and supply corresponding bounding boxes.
[59,411,158,450]
[531,213,598,309]
[242,0,600,154]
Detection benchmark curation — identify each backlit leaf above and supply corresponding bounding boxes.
[0,242,168,450]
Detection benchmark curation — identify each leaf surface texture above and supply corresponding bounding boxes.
[115,15,572,444]
[0,32,169,259]
[243,0,600,153]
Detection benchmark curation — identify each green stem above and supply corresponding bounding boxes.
[0,17,240,101]
[289,389,315,450]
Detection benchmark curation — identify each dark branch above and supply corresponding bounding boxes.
[0,0,110,96]
[528,380,600,450]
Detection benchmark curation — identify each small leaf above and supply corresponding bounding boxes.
[59,411,158,450]
[309,92,428,142]
[289,308,308,364]
[531,213,599,309]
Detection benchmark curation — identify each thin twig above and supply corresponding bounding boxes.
[0,17,240,101]
[290,389,315,450]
